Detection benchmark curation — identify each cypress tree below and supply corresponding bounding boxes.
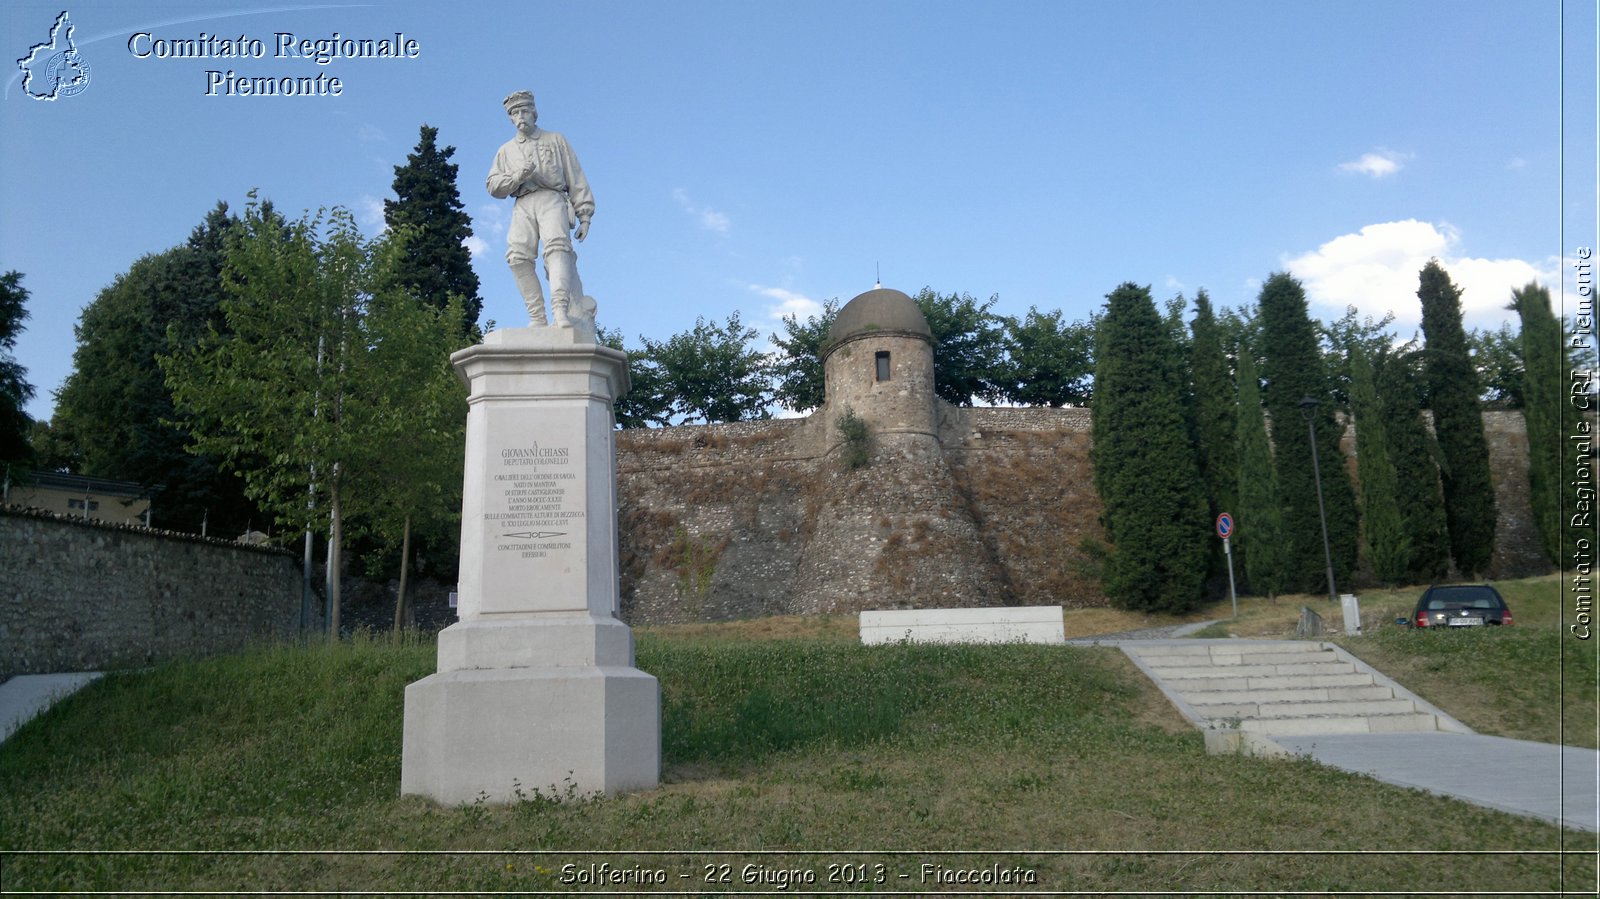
[1234,348,1285,598]
[1091,282,1209,613]
[1257,272,1360,595]
[385,124,483,336]
[1512,282,1563,565]
[1348,346,1410,583]
[1418,260,1497,576]
[1376,350,1452,583]
[1189,290,1237,591]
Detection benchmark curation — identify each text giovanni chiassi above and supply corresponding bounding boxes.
[127,31,422,96]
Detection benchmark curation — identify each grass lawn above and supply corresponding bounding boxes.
[1,588,1595,894]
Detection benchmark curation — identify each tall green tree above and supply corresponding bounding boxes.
[0,271,34,470]
[1375,349,1452,583]
[1091,282,1209,613]
[1418,259,1497,576]
[51,204,262,533]
[599,326,673,429]
[1257,272,1360,595]
[384,124,482,336]
[1469,323,1525,408]
[1002,306,1094,407]
[1188,290,1237,590]
[1512,282,1564,565]
[640,312,774,424]
[913,288,1010,406]
[1348,346,1409,583]
[1234,348,1285,598]
[770,299,839,413]
[163,197,466,636]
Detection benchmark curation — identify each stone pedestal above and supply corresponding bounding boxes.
[401,327,660,804]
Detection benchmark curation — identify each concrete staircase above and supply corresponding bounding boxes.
[1121,640,1471,752]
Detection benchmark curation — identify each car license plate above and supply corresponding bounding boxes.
[1449,617,1483,626]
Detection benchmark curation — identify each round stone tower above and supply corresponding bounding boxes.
[821,287,940,460]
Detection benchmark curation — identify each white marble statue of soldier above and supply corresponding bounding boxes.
[487,90,596,328]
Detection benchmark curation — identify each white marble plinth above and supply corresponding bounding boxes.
[859,605,1066,645]
[402,326,660,804]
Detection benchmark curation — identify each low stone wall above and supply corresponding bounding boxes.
[0,507,306,681]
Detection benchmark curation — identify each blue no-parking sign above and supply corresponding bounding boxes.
[1216,512,1234,540]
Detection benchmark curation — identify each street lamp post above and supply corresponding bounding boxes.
[1298,395,1338,602]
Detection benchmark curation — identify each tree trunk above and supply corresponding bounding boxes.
[393,514,413,636]
[329,482,343,639]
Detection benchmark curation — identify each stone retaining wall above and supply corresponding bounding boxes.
[0,507,306,680]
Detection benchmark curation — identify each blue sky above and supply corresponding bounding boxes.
[3,0,1596,422]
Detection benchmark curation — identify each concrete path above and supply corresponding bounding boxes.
[1273,731,1599,832]
[1114,638,1599,832]
[0,673,102,743]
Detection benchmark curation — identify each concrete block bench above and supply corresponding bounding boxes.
[859,605,1065,645]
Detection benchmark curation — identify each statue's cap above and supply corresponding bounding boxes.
[503,90,535,112]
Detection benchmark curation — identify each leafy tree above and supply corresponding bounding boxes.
[1418,259,1497,576]
[1001,306,1094,407]
[1090,282,1209,613]
[913,288,1009,405]
[1512,282,1563,565]
[769,299,838,413]
[384,124,483,336]
[163,197,466,636]
[1375,349,1452,583]
[1468,323,1524,408]
[356,266,467,632]
[51,204,262,533]
[1257,272,1359,594]
[1348,346,1409,583]
[640,312,774,424]
[1234,347,1285,598]
[1189,290,1237,592]
[0,271,34,470]
[27,419,82,473]
[1322,305,1398,408]
[599,327,673,429]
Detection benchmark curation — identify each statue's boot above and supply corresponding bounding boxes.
[544,247,580,328]
[509,260,547,326]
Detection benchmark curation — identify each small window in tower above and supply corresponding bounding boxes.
[875,351,891,382]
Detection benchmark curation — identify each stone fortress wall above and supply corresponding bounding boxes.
[616,288,1550,626]
[0,507,305,681]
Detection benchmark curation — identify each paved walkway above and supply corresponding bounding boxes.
[1110,636,1599,832]
[1274,731,1599,832]
[0,672,102,743]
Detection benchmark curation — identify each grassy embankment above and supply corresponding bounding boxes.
[1,574,1593,893]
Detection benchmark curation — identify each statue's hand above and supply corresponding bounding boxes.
[574,219,590,241]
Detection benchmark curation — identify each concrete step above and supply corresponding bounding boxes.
[1139,649,1341,667]
[1151,661,1355,679]
[1191,698,1421,720]
[1131,641,1328,658]
[1234,712,1443,736]
[1188,685,1396,704]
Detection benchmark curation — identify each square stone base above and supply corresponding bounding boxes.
[401,664,660,804]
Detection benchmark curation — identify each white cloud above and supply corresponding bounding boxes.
[1283,219,1555,331]
[355,195,387,232]
[672,187,730,234]
[475,203,507,239]
[750,284,824,322]
[1338,149,1408,178]
[463,234,489,257]
[1507,156,1527,170]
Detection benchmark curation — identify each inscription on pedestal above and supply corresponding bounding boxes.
[488,443,584,559]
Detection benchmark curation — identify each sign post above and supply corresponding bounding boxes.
[1216,513,1238,619]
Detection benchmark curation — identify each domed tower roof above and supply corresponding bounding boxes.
[822,288,932,361]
